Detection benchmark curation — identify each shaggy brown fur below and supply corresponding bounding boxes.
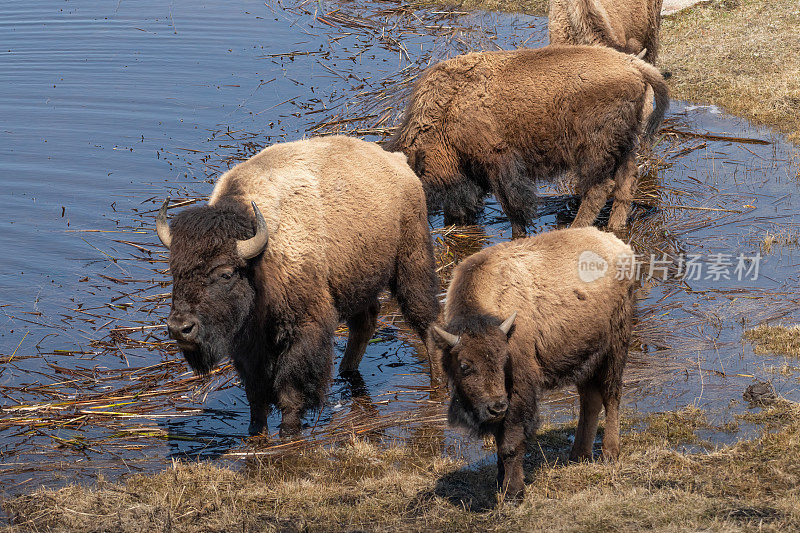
[385,45,668,238]
[549,0,664,64]
[161,136,440,437]
[433,227,635,499]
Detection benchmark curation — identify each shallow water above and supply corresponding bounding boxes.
[1,0,799,497]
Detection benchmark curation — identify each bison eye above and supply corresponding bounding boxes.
[214,268,234,281]
[459,361,472,374]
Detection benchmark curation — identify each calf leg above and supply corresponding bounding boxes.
[495,421,526,500]
[599,298,632,460]
[607,153,638,231]
[571,178,614,228]
[570,382,603,461]
[601,390,621,461]
[339,299,380,374]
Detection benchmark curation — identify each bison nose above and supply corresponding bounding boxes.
[167,314,199,343]
[488,400,508,416]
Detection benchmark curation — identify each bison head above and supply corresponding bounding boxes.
[433,313,516,433]
[156,198,268,374]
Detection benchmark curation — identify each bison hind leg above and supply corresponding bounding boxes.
[339,299,380,374]
[570,381,603,461]
[391,216,440,379]
[571,177,614,228]
[607,152,638,231]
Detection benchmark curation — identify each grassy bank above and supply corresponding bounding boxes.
[659,0,800,143]
[5,402,800,532]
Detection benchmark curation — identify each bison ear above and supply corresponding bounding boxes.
[432,325,460,348]
[499,311,517,337]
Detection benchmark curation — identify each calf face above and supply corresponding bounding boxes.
[156,199,268,375]
[434,313,516,433]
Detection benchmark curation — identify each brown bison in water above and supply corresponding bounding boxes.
[156,136,440,437]
[549,0,664,64]
[432,227,635,499]
[385,45,668,238]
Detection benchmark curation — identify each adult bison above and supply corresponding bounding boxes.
[156,136,440,437]
[549,0,664,64]
[432,227,635,499]
[385,45,668,238]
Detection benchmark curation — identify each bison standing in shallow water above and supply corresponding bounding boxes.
[386,45,668,238]
[432,227,635,499]
[157,136,440,437]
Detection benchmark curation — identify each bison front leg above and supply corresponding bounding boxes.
[275,314,335,438]
[495,421,526,500]
[245,380,270,436]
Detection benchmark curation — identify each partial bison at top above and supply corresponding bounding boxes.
[386,45,668,238]
[156,136,440,436]
[432,227,635,499]
[549,0,664,64]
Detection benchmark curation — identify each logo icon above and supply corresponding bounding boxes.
[577,251,608,282]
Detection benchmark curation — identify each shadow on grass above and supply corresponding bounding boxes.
[425,425,582,512]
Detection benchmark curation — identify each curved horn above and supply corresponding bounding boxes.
[155,197,172,249]
[499,311,517,336]
[236,201,269,260]
[432,325,460,348]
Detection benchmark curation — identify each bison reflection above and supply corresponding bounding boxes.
[157,136,440,437]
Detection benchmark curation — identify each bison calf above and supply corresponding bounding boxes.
[432,227,635,499]
[549,0,664,64]
[386,45,668,238]
[156,136,440,437]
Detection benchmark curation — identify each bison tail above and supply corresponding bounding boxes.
[634,58,669,142]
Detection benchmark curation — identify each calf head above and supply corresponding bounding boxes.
[156,198,268,374]
[433,312,516,433]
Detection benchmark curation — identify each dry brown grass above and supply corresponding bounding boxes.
[660,0,800,142]
[4,402,800,532]
[745,324,800,357]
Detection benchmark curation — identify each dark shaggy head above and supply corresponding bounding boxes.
[164,202,264,375]
[434,314,516,435]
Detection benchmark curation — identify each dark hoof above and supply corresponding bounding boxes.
[248,421,266,436]
[278,424,302,439]
[501,486,525,503]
